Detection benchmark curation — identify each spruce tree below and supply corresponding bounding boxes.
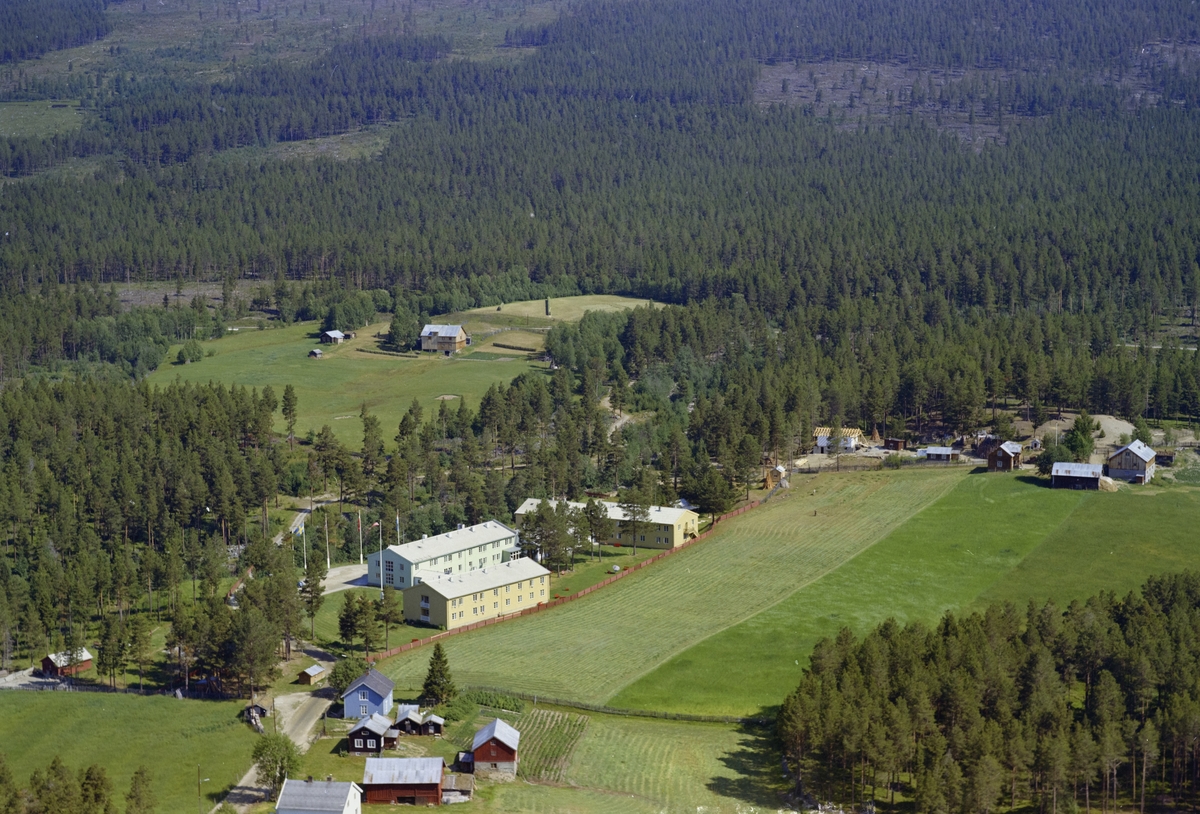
[422,643,456,705]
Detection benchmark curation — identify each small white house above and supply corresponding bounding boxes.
[813,427,863,454]
[276,779,362,814]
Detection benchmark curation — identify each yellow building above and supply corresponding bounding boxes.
[403,557,551,630]
[513,498,699,549]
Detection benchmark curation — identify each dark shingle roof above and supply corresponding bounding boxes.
[341,668,394,701]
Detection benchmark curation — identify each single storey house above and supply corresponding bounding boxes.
[342,669,394,720]
[41,647,93,677]
[988,441,1023,472]
[513,498,699,549]
[1107,440,1156,483]
[921,447,959,462]
[362,758,444,806]
[299,664,325,685]
[348,713,394,756]
[321,330,345,344]
[1051,462,1103,490]
[403,557,551,630]
[884,438,907,451]
[368,521,519,590]
[813,427,863,454]
[471,718,520,776]
[275,779,362,814]
[419,324,470,355]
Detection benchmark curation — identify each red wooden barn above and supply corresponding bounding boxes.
[361,757,443,806]
[471,718,521,775]
[41,647,93,677]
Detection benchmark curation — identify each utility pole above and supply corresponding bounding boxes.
[357,510,363,565]
[325,513,331,570]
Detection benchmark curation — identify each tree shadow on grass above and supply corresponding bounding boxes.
[1016,475,1052,488]
[705,712,789,810]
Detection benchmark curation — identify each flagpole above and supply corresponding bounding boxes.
[379,518,385,601]
[302,523,307,570]
[357,510,363,565]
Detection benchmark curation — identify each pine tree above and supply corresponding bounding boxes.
[124,766,155,814]
[421,642,456,705]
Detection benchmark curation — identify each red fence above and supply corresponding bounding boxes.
[367,499,763,664]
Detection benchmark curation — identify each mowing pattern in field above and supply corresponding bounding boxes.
[375,468,964,705]
[517,709,590,782]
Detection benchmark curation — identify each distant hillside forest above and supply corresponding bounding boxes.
[0,0,110,63]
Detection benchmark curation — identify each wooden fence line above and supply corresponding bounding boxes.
[368,499,764,664]
[462,684,768,725]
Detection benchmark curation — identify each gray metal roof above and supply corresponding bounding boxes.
[472,718,520,752]
[302,664,324,677]
[420,324,464,337]
[342,668,394,701]
[924,447,955,455]
[999,441,1023,455]
[1051,462,1103,478]
[322,330,345,339]
[362,757,444,786]
[275,779,361,812]
[1110,439,1155,463]
[350,713,393,737]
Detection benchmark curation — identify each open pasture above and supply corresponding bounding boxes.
[0,692,256,812]
[374,468,963,704]
[517,708,590,782]
[0,101,85,139]
[464,294,664,324]
[614,474,1200,716]
[146,321,545,448]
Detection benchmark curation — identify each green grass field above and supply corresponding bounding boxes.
[145,321,546,448]
[0,693,257,811]
[0,101,85,138]
[613,474,1200,716]
[373,468,963,704]
[465,295,665,323]
[517,708,590,782]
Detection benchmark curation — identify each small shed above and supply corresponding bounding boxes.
[442,773,474,804]
[988,441,1023,472]
[1051,462,1103,490]
[309,348,324,359]
[361,758,444,807]
[922,447,959,462]
[299,664,326,685]
[1155,450,1177,467]
[471,718,521,776]
[321,330,346,345]
[41,647,93,678]
[244,702,270,719]
[421,714,445,737]
[884,438,907,451]
[395,705,424,736]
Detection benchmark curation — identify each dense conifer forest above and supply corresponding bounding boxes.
[0,0,110,64]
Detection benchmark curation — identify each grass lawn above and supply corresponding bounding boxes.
[373,468,963,704]
[145,320,546,448]
[0,693,257,812]
[463,294,665,323]
[614,474,1200,717]
[0,101,85,139]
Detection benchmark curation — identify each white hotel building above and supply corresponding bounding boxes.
[367,520,520,589]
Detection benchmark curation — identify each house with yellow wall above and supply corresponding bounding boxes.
[513,498,699,549]
[402,557,551,630]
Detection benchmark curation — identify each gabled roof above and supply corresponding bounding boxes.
[302,664,325,677]
[275,779,361,812]
[362,757,444,786]
[350,713,394,737]
[398,707,424,725]
[420,324,464,337]
[1110,439,1155,463]
[1052,462,1103,478]
[374,521,518,565]
[812,427,864,439]
[322,329,345,339]
[998,441,1023,456]
[924,447,955,455]
[413,557,550,601]
[472,718,520,752]
[396,703,420,718]
[45,647,92,668]
[423,713,445,725]
[513,498,697,525]
[342,668,394,701]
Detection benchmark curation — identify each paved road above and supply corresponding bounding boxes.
[323,563,369,596]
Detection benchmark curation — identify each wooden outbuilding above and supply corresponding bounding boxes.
[884,438,907,451]
[298,664,325,685]
[320,330,345,344]
[922,447,959,462]
[41,647,92,677]
[988,441,1023,472]
[394,705,424,735]
[308,348,323,359]
[441,773,474,804]
[361,758,444,807]
[1051,462,1102,490]
[275,779,362,814]
[471,718,520,776]
[348,714,393,756]
[419,324,470,355]
[1107,440,1156,483]
[421,714,445,737]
